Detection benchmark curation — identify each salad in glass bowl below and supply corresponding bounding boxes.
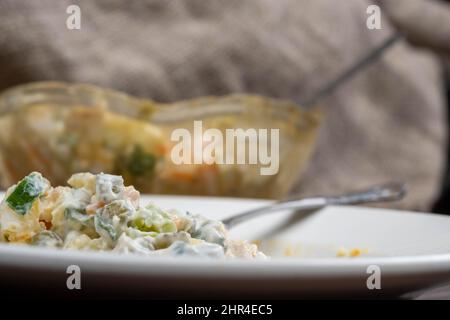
[0,82,322,199]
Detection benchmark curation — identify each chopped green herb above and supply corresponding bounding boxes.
[127,145,157,176]
[64,207,93,226]
[94,213,118,241]
[6,172,48,215]
[93,201,131,242]
[31,231,63,248]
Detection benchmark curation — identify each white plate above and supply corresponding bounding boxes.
[1,194,450,298]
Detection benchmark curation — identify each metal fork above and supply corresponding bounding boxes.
[222,182,406,228]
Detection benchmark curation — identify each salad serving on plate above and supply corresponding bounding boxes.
[0,171,265,259]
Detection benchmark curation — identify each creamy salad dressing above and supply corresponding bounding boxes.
[0,172,265,259]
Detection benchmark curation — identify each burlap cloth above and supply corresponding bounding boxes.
[0,0,449,211]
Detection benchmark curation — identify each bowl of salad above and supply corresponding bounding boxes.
[0,82,322,199]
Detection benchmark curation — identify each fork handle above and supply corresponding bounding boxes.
[222,182,406,229]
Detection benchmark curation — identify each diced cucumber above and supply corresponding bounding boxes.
[6,172,48,215]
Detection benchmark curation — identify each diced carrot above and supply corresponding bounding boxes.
[40,220,52,230]
[169,170,195,182]
[156,143,169,155]
[86,201,105,215]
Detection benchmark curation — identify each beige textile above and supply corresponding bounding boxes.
[0,0,449,210]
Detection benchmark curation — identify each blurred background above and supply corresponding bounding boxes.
[0,0,449,212]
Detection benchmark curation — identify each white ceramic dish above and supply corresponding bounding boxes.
[1,194,450,298]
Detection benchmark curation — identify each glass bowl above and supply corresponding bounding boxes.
[0,82,322,199]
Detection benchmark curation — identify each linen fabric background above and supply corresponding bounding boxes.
[0,0,449,210]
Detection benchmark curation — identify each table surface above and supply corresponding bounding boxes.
[406,282,450,300]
